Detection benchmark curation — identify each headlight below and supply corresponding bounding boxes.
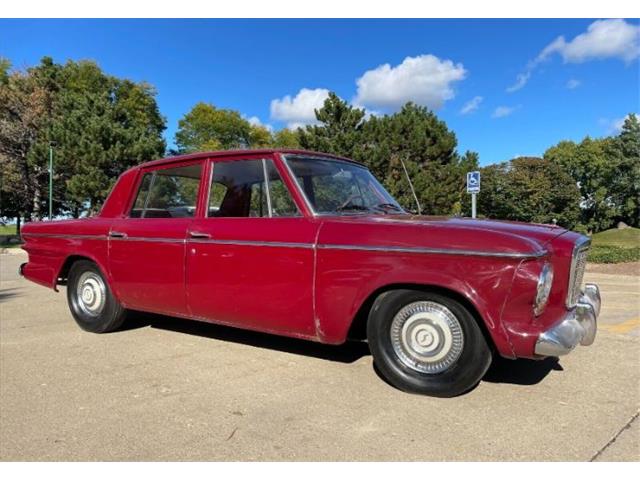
[534,262,554,316]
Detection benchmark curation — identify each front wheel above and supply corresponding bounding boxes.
[66,259,127,333]
[367,289,492,397]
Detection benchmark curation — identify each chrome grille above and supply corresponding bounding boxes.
[566,238,590,308]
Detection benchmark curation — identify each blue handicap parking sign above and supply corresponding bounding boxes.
[467,171,481,193]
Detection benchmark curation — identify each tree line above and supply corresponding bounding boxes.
[1,57,638,233]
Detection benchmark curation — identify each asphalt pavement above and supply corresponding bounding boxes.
[1,250,638,461]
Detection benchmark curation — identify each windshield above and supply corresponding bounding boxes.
[285,155,406,215]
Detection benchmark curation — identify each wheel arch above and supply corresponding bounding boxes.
[56,254,114,296]
[346,283,496,353]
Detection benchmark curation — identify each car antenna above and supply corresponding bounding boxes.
[399,155,422,215]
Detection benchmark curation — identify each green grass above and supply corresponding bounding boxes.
[0,224,19,235]
[588,227,640,263]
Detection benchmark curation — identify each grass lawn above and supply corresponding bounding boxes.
[589,227,640,263]
[0,224,19,235]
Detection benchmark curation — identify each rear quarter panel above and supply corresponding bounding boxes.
[20,218,113,291]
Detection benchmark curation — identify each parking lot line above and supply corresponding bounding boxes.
[599,318,640,334]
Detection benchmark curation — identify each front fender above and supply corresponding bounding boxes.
[313,247,519,357]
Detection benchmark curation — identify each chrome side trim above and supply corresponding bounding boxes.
[188,238,314,249]
[21,233,107,240]
[316,243,547,259]
[111,236,185,244]
[22,232,546,257]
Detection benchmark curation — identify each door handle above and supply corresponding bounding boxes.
[109,231,127,238]
[189,231,211,239]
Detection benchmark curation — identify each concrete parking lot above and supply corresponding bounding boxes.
[1,250,638,461]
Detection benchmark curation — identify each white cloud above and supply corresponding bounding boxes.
[492,106,517,118]
[354,54,466,111]
[244,115,273,132]
[566,79,581,89]
[608,113,639,133]
[538,19,640,64]
[460,96,483,115]
[507,19,640,92]
[506,72,531,93]
[270,88,330,129]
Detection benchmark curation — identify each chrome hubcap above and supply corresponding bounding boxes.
[76,271,106,317]
[390,301,464,374]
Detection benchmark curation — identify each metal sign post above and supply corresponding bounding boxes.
[466,171,480,219]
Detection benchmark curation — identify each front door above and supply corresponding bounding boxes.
[108,160,204,316]
[186,155,318,338]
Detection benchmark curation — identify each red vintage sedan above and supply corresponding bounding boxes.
[19,149,600,397]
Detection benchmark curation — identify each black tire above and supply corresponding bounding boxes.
[66,259,127,333]
[367,289,492,397]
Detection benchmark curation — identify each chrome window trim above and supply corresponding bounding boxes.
[280,154,318,217]
[261,158,273,218]
[140,171,157,218]
[566,236,591,309]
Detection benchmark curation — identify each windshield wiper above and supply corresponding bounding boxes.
[336,204,372,212]
[373,203,405,213]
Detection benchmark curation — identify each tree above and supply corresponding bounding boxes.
[248,124,273,148]
[298,93,365,157]
[296,96,477,215]
[175,103,253,152]
[0,57,166,220]
[544,137,618,232]
[358,104,476,215]
[477,157,581,229]
[271,128,300,148]
[0,63,51,223]
[610,114,640,227]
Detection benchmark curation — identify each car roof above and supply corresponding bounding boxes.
[135,149,365,170]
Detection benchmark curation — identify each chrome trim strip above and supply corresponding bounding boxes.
[262,158,273,218]
[112,236,185,244]
[316,243,547,258]
[566,235,591,308]
[280,154,317,217]
[22,233,107,240]
[21,232,547,257]
[188,238,314,249]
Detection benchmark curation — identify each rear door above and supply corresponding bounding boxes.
[108,160,205,315]
[185,154,318,338]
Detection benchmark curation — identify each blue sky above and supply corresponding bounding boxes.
[1,19,638,165]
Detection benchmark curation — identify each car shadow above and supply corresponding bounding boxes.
[121,311,371,364]
[119,312,562,385]
[0,287,23,303]
[482,355,563,385]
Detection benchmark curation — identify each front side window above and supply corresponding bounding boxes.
[208,159,299,218]
[285,156,405,215]
[130,163,202,218]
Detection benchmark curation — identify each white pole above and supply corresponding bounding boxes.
[471,193,477,219]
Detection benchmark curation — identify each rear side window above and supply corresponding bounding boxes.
[208,159,299,218]
[130,163,202,218]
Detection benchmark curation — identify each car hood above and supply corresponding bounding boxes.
[317,215,569,257]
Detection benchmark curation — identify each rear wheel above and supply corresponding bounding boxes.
[367,289,492,397]
[66,260,127,333]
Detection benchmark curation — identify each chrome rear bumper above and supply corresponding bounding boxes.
[534,283,600,357]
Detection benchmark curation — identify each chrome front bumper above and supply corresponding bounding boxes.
[534,283,600,357]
